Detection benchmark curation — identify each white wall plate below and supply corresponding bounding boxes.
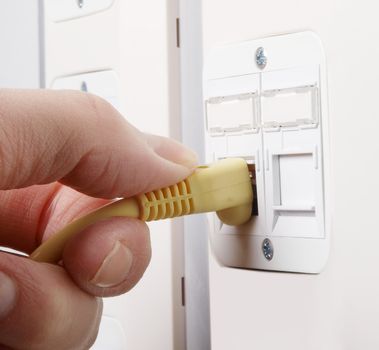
[47,0,115,22]
[51,70,120,109]
[91,316,127,350]
[203,32,331,273]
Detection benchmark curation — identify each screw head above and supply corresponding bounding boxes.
[77,0,84,8]
[80,81,88,92]
[262,238,273,261]
[255,47,267,69]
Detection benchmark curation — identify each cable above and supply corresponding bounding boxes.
[30,158,253,264]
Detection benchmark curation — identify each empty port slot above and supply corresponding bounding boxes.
[205,94,257,134]
[273,153,315,209]
[247,163,259,216]
[261,86,318,128]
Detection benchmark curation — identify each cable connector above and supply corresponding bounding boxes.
[31,158,253,263]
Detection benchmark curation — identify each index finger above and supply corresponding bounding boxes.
[0,89,197,198]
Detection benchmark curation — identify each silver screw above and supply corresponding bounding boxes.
[77,0,84,8]
[255,47,267,69]
[262,238,273,261]
[80,81,88,92]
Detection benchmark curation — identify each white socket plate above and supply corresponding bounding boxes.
[51,70,120,109]
[203,32,331,273]
[47,0,115,22]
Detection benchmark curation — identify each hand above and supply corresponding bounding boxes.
[0,89,197,350]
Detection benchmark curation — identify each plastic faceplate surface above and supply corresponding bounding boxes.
[47,0,115,22]
[203,32,331,273]
[51,70,120,109]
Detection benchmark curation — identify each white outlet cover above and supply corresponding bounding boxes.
[47,0,115,22]
[51,70,119,110]
[91,316,126,350]
[203,32,331,273]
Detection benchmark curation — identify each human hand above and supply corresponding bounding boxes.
[0,89,197,349]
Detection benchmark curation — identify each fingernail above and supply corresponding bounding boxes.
[166,142,197,169]
[158,142,198,169]
[0,271,17,319]
[177,148,198,169]
[146,133,198,169]
[91,241,133,288]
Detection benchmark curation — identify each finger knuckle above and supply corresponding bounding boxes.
[85,92,122,126]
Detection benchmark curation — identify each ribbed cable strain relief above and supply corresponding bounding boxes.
[137,180,194,221]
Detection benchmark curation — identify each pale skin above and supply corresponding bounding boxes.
[0,89,197,349]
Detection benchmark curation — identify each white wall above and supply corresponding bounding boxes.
[202,1,379,349]
[0,0,41,88]
[179,1,211,350]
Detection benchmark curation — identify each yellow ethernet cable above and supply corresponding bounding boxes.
[30,158,253,264]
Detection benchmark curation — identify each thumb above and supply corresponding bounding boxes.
[0,253,102,350]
